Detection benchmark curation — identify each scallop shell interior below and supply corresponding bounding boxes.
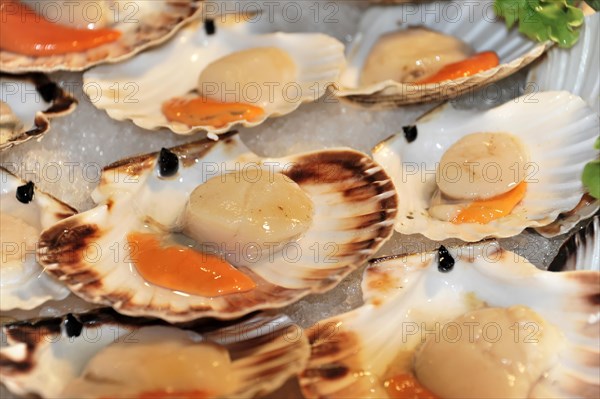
[527,13,600,236]
[37,133,397,322]
[0,0,203,72]
[0,167,76,310]
[0,309,309,398]
[527,13,600,115]
[0,73,77,151]
[372,91,599,242]
[83,18,345,135]
[300,241,600,398]
[336,2,548,107]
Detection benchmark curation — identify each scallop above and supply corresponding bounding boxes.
[0,73,76,151]
[0,0,202,72]
[527,12,600,237]
[0,309,309,398]
[0,167,76,310]
[37,132,397,322]
[299,241,600,398]
[372,91,599,242]
[82,17,345,135]
[336,2,548,107]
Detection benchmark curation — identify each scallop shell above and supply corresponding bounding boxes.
[0,167,76,310]
[82,18,345,135]
[336,2,548,108]
[0,0,203,73]
[0,73,77,151]
[372,91,599,242]
[549,215,599,272]
[535,194,599,238]
[527,13,600,236]
[299,241,600,398]
[0,309,309,398]
[37,132,397,322]
[527,13,600,115]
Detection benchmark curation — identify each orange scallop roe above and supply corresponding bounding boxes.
[0,0,121,56]
[385,373,439,399]
[452,181,527,224]
[127,232,255,297]
[162,97,265,128]
[415,51,500,84]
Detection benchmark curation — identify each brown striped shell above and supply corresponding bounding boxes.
[37,132,398,322]
[300,242,600,398]
[0,73,77,151]
[0,0,203,72]
[0,309,309,398]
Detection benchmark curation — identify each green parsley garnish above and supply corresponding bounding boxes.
[582,137,600,199]
[494,0,591,48]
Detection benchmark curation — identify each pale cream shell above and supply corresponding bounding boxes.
[372,91,599,242]
[528,13,600,237]
[0,167,76,310]
[527,13,600,115]
[82,19,345,135]
[336,2,548,108]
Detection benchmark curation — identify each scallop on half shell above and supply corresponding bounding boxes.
[82,17,345,135]
[0,309,309,398]
[1,73,77,151]
[0,167,76,310]
[527,12,600,237]
[336,2,548,108]
[37,132,397,322]
[0,0,203,73]
[300,241,600,398]
[372,91,599,242]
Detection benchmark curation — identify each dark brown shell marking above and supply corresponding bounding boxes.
[0,73,77,151]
